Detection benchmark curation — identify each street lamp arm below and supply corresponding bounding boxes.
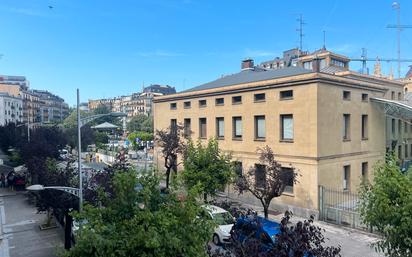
[44,186,80,197]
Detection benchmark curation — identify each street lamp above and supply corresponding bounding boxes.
[76,89,126,211]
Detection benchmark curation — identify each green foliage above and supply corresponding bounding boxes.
[128,131,153,150]
[182,139,233,201]
[64,171,214,257]
[359,154,412,256]
[63,109,90,129]
[9,151,23,166]
[94,131,109,145]
[127,114,153,133]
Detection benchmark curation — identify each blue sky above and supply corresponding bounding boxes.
[1,0,412,106]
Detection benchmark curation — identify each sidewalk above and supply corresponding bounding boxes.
[0,188,64,257]
[216,195,383,257]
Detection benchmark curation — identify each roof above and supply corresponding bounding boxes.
[182,66,312,93]
[91,122,119,129]
[370,97,412,119]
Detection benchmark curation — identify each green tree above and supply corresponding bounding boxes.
[127,114,150,132]
[359,154,412,256]
[63,109,89,129]
[182,139,233,201]
[63,171,215,257]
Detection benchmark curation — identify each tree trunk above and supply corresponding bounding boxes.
[165,168,171,189]
[261,200,269,219]
[203,193,207,203]
[64,211,73,250]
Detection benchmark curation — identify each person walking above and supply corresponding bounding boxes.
[7,172,15,191]
[0,173,5,188]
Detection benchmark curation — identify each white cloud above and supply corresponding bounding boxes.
[243,49,277,58]
[5,7,46,17]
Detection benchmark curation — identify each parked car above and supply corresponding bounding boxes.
[232,215,280,253]
[202,205,235,245]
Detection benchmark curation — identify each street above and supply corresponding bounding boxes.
[0,189,63,257]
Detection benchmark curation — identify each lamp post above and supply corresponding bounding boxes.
[76,89,126,211]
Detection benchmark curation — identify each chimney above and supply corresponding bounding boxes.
[241,58,254,70]
[312,56,320,72]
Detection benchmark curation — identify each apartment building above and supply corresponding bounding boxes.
[0,93,23,126]
[32,90,69,123]
[88,84,176,118]
[153,56,405,217]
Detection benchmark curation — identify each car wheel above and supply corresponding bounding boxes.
[213,234,220,246]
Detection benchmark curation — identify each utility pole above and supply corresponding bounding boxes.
[296,14,305,53]
[387,1,412,78]
[323,30,326,49]
[77,89,83,211]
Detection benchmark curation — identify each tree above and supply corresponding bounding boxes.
[234,146,298,219]
[155,124,186,188]
[359,154,412,256]
[63,171,215,257]
[128,131,154,150]
[63,109,89,129]
[0,123,26,153]
[127,114,151,132]
[182,139,233,201]
[210,211,341,257]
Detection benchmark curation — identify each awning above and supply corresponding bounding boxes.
[91,122,119,130]
[370,98,412,120]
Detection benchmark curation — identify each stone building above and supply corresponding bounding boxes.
[153,54,406,217]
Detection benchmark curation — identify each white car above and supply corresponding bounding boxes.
[202,205,235,245]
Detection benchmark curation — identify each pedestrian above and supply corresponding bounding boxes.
[7,172,15,191]
[0,173,5,188]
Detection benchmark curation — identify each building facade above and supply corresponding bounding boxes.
[88,84,176,119]
[0,93,23,126]
[153,57,405,217]
[32,90,69,123]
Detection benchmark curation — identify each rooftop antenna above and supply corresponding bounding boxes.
[296,14,305,53]
[387,1,412,78]
[323,30,326,49]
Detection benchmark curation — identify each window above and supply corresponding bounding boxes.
[199,99,207,107]
[361,162,368,184]
[361,115,368,139]
[280,114,294,141]
[199,118,207,138]
[303,61,312,69]
[170,103,177,110]
[343,114,350,140]
[232,96,242,104]
[282,167,294,193]
[362,93,368,102]
[398,92,402,100]
[398,119,402,135]
[331,58,346,67]
[232,117,242,139]
[406,144,409,158]
[392,119,396,135]
[255,164,266,188]
[215,98,224,106]
[234,161,243,177]
[254,115,265,140]
[216,117,224,139]
[398,145,402,159]
[280,90,293,99]
[254,93,266,102]
[184,101,191,109]
[184,118,191,137]
[171,119,177,133]
[391,91,395,100]
[343,91,351,100]
[343,165,350,190]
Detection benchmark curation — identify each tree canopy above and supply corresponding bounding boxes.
[182,139,233,201]
[63,171,215,257]
[127,114,153,133]
[359,154,412,256]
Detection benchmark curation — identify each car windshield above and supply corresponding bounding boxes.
[213,212,234,225]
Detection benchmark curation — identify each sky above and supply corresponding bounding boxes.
[1,0,412,106]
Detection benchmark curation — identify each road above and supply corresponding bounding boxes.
[0,189,63,257]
